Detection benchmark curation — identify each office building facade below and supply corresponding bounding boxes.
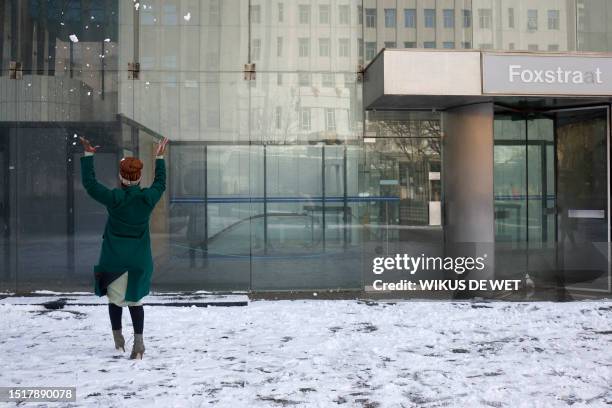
[1,0,611,297]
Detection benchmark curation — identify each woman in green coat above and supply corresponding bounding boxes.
[79,136,168,359]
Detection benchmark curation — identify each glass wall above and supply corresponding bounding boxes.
[2,1,612,294]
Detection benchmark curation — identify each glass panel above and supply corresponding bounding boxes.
[138,0,248,73]
[323,145,346,250]
[556,108,609,292]
[494,116,527,245]
[526,117,556,284]
[527,118,555,246]
[0,125,14,292]
[207,145,257,290]
[134,71,249,142]
[166,143,206,278]
[494,115,556,283]
[165,142,255,291]
[249,72,362,145]
[0,1,130,292]
[252,0,363,71]
[360,1,612,56]
[251,145,326,290]
[362,111,444,289]
[364,1,474,62]
[577,0,612,51]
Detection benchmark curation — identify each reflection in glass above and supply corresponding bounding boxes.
[362,111,444,286]
[494,108,610,298]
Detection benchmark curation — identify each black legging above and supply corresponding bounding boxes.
[108,303,144,334]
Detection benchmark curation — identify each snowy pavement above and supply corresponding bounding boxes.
[1,298,611,407]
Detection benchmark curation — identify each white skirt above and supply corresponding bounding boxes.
[107,272,144,307]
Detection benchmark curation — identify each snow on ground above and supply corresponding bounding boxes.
[1,299,611,408]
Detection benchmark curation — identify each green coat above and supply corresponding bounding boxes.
[80,155,166,302]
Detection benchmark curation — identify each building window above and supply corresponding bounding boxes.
[207,109,220,128]
[461,41,471,49]
[404,41,417,48]
[384,41,396,49]
[508,8,514,28]
[577,3,586,31]
[424,41,436,48]
[479,9,492,29]
[365,8,376,28]
[548,44,559,51]
[299,5,310,24]
[319,5,330,24]
[443,9,454,28]
[357,6,363,25]
[424,9,436,28]
[275,107,282,129]
[339,5,349,24]
[300,108,311,130]
[508,42,515,50]
[319,38,330,57]
[384,9,396,28]
[462,10,471,27]
[325,108,336,131]
[250,5,261,24]
[528,44,539,51]
[298,72,310,86]
[277,37,283,57]
[278,3,284,22]
[298,38,310,57]
[339,38,349,57]
[443,41,454,49]
[277,72,283,85]
[322,73,333,87]
[253,108,264,130]
[548,10,559,30]
[404,9,416,28]
[479,43,493,50]
[365,42,377,60]
[252,39,261,60]
[343,72,353,87]
[358,38,363,57]
[141,8,156,25]
[162,4,178,25]
[209,1,219,25]
[348,108,355,130]
[527,9,538,30]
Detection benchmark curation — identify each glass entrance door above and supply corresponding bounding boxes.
[494,106,610,296]
[555,107,609,292]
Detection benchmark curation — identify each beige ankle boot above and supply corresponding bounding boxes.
[112,330,125,352]
[130,334,145,359]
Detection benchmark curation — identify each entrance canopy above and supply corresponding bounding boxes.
[363,50,612,111]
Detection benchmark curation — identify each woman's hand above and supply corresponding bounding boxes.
[79,136,100,153]
[155,137,169,157]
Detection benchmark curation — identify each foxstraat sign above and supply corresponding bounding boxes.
[482,53,612,95]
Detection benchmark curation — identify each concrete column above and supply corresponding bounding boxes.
[442,102,495,285]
